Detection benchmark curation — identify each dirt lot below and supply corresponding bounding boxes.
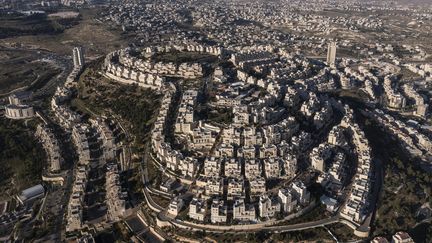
[0,8,132,58]
[0,7,131,94]
[0,50,61,95]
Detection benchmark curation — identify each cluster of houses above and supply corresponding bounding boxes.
[372,231,415,243]
[60,0,86,7]
[89,118,117,162]
[304,57,430,121]
[143,43,223,57]
[402,84,428,118]
[259,181,310,219]
[51,86,81,130]
[208,123,299,181]
[405,63,432,79]
[353,66,378,100]
[46,48,85,233]
[151,85,199,178]
[383,75,407,109]
[71,124,91,165]
[103,50,165,89]
[97,39,379,231]
[167,180,310,224]
[105,164,126,222]
[339,107,374,224]
[103,43,224,89]
[66,165,88,232]
[141,54,320,224]
[45,47,135,239]
[66,118,125,232]
[365,109,432,159]
[188,122,220,151]
[144,48,347,225]
[232,51,312,91]
[231,51,279,70]
[35,124,63,172]
[318,126,349,195]
[303,103,374,224]
[334,61,429,119]
[174,89,198,134]
[174,89,220,151]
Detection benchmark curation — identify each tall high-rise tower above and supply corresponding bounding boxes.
[326,42,337,66]
[72,47,85,68]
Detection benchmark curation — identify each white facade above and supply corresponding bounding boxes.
[5,105,35,119]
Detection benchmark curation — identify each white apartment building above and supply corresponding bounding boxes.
[249,177,266,195]
[204,157,221,177]
[245,159,262,178]
[264,158,281,178]
[278,188,297,213]
[228,178,245,199]
[292,181,311,205]
[224,158,242,177]
[233,198,256,222]
[211,199,227,223]
[259,195,281,218]
[168,197,184,217]
[188,197,206,222]
[205,177,224,196]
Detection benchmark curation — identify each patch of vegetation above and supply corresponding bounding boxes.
[122,162,145,206]
[95,222,131,242]
[75,60,162,149]
[327,223,359,242]
[0,13,79,39]
[169,227,335,243]
[195,104,233,125]
[28,68,62,91]
[272,227,333,242]
[108,89,160,143]
[147,157,162,187]
[0,8,130,57]
[165,228,274,243]
[361,116,432,242]
[272,203,329,226]
[150,194,170,208]
[326,89,371,104]
[0,50,61,95]
[0,118,45,199]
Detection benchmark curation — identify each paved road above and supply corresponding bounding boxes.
[264,216,340,233]
[161,213,340,233]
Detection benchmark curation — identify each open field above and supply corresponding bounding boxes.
[0,13,74,39]
[0,7,131,96]
[0,50,61,95]
[0,8,132,58]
